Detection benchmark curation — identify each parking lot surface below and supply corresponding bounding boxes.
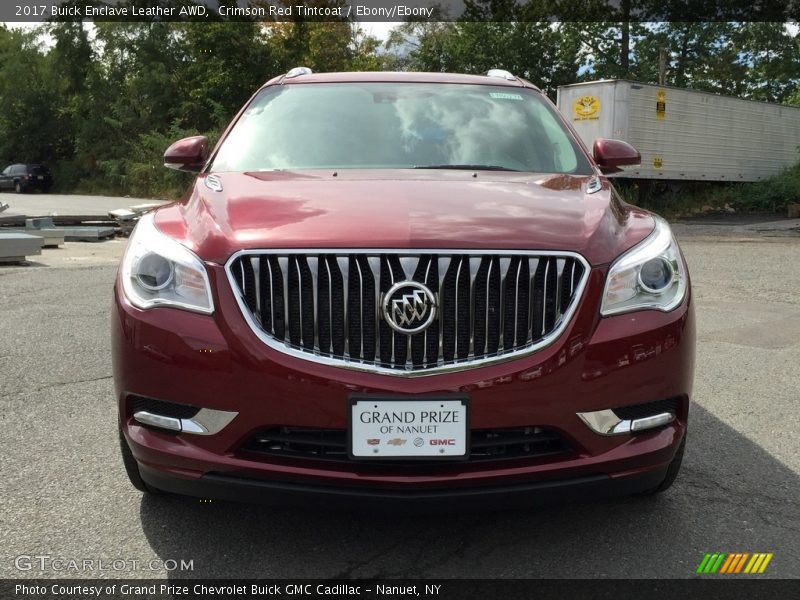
[1,221,798,579]
[0,192,162,218]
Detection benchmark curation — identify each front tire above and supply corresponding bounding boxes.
[119,427,159,494]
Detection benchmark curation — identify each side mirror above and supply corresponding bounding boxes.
[592,138,641,174]
[164,136,209,172]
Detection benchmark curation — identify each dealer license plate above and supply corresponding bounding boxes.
[349,397,468,459]
[37,176,44,180]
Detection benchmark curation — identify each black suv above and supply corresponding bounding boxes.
[0,163,53,193]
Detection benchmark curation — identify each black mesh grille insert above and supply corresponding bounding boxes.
[240,426,571,464]
[613,398,680,420]
[129,396,199,419]
[228,252,587,372]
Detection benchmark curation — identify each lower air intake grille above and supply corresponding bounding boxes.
[129,396,199,419]
[613,397,680,420]
[240,426,571,464]
[227,250,589,375]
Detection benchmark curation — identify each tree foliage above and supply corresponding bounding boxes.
[0,14,797,198]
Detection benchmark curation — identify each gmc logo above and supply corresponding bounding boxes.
[430,439,456,446]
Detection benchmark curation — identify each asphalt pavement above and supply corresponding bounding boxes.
[0,214,798,579]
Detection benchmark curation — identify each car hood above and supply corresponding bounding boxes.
[154,170,655,266]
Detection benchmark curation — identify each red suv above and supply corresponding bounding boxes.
[113,70,694,508]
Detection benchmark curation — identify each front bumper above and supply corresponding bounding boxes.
[113,263,694,503]
[138,463,670,510]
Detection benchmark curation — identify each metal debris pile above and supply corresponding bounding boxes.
[0,200,163,264]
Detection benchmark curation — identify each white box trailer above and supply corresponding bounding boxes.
[556,80,800,182]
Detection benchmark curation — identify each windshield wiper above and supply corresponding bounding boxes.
[413,164,520,172]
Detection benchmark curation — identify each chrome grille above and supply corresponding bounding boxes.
[227,250,589,376]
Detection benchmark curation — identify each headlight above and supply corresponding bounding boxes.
[121,212,214,314]
[601,217,687,316]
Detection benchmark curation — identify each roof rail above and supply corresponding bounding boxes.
[285,66,313,79]
[277,66,313,85]
[486,69,517,81]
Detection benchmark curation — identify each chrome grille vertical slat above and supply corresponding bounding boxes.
[316,255,333,354]
[513,258,522,346]
[553,258,563,321]
[337,257,349,357]
[423,257,434,365]
[388,256,395,365]
[437,256,450,364]
[454,257,462,358]
[497,257,511,351]
[468,257,480,356]
[258,256,272,334]
[570,260,577,295]
[526,258,538,343]
[228,251,589,375]
[541,258,550,338]
[251,256,261,317]
[367,257,381,366]
[325,257,333,352]
[484,258,492,354]
[278,256,289,343]
[544,256,558,333]
[295,257,304,347]
[356,257,364,359]
[307,256,319,350]
[266,257,275,334]
[288,255,315,350]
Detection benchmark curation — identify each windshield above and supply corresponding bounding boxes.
[211,83,592,175]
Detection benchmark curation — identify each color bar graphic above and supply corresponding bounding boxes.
[698,552,773,574]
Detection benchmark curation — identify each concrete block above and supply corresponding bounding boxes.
[0,233,43,263]
[2,228,64,247]
[108,208,137,221]
[26,217,56,229]
[60,226,116,242]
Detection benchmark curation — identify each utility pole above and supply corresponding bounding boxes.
[620,0,631,76]
[658,47,668,86]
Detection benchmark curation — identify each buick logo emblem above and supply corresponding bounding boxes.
[382,281,437,334]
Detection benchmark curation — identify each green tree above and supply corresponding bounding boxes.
[389,1,583,97]
[0,27,63,166]
[176,21,281,131]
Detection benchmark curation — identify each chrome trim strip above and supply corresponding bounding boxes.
[134,408,238,435]
[181,408,239,435]
[133,411,181,432]
[577,409,675,436]
[630,412,675,432]
[224,249,591,378]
